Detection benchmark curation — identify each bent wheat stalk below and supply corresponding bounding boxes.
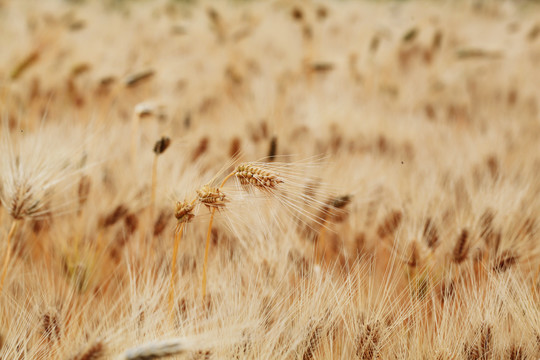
[198,184,228,302]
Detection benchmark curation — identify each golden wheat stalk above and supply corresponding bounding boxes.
[197,184,229,301]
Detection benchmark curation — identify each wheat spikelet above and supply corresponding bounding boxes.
[174,201,195,223]
[197,185,227,210]
[7,182,38,220]
[120,338,193,360]
[234,163,283,190]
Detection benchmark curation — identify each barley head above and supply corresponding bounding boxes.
[234,163,283,190]
[197,185,227,209]
[174,201,195,223]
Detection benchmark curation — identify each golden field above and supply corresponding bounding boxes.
[1,0,540,358]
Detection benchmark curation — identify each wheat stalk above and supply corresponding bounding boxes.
[168,200,194,320]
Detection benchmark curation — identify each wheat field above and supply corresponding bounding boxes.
[1,0,540,358]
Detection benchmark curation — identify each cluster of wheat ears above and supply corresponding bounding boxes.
[1,0,540,359]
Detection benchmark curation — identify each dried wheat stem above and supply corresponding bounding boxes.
[202,207,215,302]
[199,172,235,302]
[169,222,185,321]
[0,220,19,295]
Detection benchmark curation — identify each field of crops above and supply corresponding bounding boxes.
[1,0,540,358]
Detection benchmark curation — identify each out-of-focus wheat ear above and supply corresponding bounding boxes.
[68,341,105,360]
[423,218,439,250]
[0,219,20,296]
[506,344,524,360]
[121,338,194,360]
[267,136,278,162]
[492,250,518,273]
[377,210,403,240]
[452,229,470,264]
[150,136,171,236]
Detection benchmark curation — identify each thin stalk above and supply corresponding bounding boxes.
[220,171,236,188]
[201,208,215,301]
[0,220,19,295]
[200,170,235,302]
[169,222,185,321]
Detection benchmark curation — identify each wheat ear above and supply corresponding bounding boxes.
[0,220,19,295]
